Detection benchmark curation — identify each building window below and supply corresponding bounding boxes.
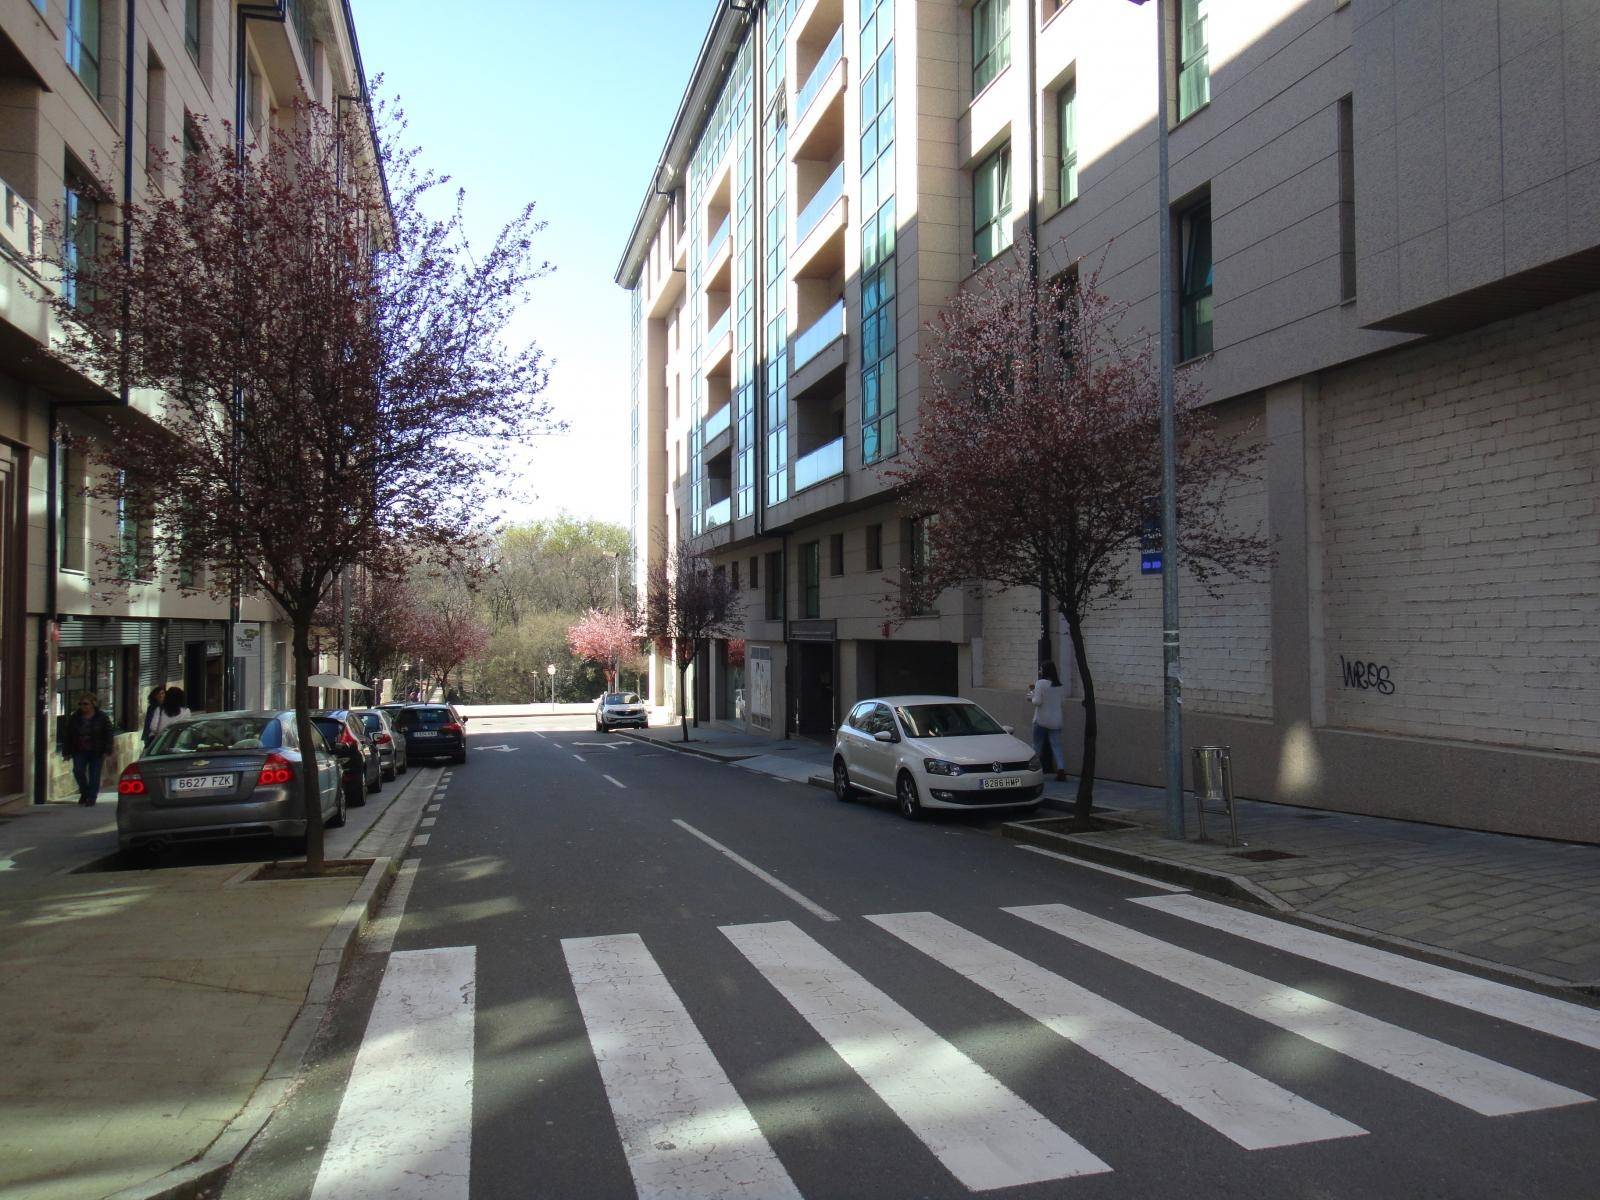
[866,523,882,572]
[749,555,759,589]
[859,0,898,468]
[971,0,1011,95]
[1179,199,1213,360]
[246,61,263,135]
[1057,83,1078,206]
[1337,94,1356,302]
[145,53,167,178]
[731,561,741,591]
[903,516,935,616]
[764,550,784,621]
[801,542,820,619]
[115,472,153,581]
[973,143,1013,266]
[65,0,101,96]
[58,444,86,572]
[185,0,202,63]
[63,162,98,311]
[183,113,202,167]
[829,532,845,577]
[1177,0,1209,121]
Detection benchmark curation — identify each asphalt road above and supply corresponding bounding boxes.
[222,715,1600,1200]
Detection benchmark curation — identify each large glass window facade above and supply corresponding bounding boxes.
[1178,0,1209,120]
[761,3,791,510]
[860,0,898,466]
[971,0,1010,95]
[973,143,1012,266]
[1179,199,1213,359]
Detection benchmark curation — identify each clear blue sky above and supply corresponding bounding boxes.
[354,0,711,530]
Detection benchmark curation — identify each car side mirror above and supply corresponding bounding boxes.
[873,730,896,744]
[1002,725,1014,735]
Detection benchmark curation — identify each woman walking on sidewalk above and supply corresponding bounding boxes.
[59,693,116,805]
[1029,662,1068,783]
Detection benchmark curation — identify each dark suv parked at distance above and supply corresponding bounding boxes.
[396,705,468,764]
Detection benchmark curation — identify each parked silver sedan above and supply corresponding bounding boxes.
[832,695,1045,819]
[116,711,345,854]
[354,707,407,780]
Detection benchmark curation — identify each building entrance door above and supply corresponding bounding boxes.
[0,449,23,795]
[794,640,836,739]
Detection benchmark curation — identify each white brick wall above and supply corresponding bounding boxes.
[982,585,1047,690]
[1318,293,1600,754]
[1077,399,1273,719]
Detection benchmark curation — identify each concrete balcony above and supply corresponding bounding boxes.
[792,164,846,280]
[792,435,844,493]
[791,298,844,373]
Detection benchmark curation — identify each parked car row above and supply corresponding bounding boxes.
[116,701,469,856]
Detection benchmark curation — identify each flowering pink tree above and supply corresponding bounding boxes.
[887,239,1269,822]
[46,101,551,868]
[643,541,740,742]
[412,603,491,698]
[566,608,639,690]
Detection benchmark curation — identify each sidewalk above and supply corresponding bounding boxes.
[626,719,1600,992]
[0,765,439,1200]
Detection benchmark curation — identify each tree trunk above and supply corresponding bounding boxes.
[292,616,326,873]
[678,659,690,742]
[1064,606,1097,825]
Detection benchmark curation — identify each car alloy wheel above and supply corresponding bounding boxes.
[897,772,924,821]
[327,785,347,829]
[833,758,855,803]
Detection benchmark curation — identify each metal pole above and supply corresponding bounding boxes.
[340,566,352,706]
[1155,0,1185,839]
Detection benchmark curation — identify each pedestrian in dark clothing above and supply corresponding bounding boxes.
[59,693,116,805]
[142,686,166,747]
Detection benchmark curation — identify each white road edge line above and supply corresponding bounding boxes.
[412,833,431,847]
[563,933,802,1200]
[722,920,1110,1189]
[672,820,838,922]
[310,946,475,1200]
[420,817,437,828]
[363,858,420,956]
[1134,893,1600,1051]
[1018,844,1189,893]
[604,775,627,789]
[426,804,440,814]
[573,754,586,762]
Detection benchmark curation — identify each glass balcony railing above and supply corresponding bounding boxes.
[0,182,44,271]
[705,496,732,529]
[796,28,844,124]
[704,403,731,441]
[707,214,731,261]
[706,308,731,349]
[795,163,844,245]
[793,437,844,492]
[792,299,845,371]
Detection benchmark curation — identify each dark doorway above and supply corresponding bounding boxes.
[0,449,22,795]
[874,641,959,698]
[794,640,836,739]
[184,641,223,712]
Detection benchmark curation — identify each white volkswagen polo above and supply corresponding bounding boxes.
[832,695,1046,819]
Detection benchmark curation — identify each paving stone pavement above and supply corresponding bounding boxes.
[1059,779,1600,986]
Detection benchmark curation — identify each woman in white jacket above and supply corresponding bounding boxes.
[148,685,192,738]
[1028,662,1067,782]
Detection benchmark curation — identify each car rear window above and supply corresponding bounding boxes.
[311,717,349,743]
[358,712,384,732]
[149,717,282,755]
[400,707,452,730]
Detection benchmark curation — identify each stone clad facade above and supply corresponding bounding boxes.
[620,0,1600,841]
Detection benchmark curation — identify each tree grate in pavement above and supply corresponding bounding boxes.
[1230,848,1304,862]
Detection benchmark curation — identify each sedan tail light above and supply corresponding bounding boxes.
[118,765,147,795]
[442,722,463,735]
[375,733,392,745]
[258,753,294,787]
[338,728,358,747]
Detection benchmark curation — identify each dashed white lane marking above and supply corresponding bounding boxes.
[672,820,838,923]
[426,804,440,814]
[722,920,1110,1190]
[363,858,420,956]
[420,817,437,828]
[563,933,801,1200]
[870,911,1363,1150]
[412,833,431,847]
[573,754,586,763]
[603,775,626,789]
[1134,893,1600,1052]
[310,947,475,1200]
[1017,844,1189,893]
[1008,903,1592,1117]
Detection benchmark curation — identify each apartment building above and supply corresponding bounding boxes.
[619,0,1600,841]
[0,0,378,803]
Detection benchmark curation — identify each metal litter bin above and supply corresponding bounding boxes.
[1192,745,1239,846]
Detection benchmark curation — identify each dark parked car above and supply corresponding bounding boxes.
[354,707,407,780]
[395,704,468,764]
[116,711,345,854]
[312,710,382,807]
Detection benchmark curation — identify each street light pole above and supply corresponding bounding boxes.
[1153,0,1186,839]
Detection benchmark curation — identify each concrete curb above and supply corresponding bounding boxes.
[997,816,1600,1005]
[617,729,756,763]
[102,765,442,1200]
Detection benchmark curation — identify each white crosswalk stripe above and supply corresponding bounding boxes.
[1007,903,1593,1117]
[311,946,476,1200]
[1133,893,1600,1051]
[868,911,1366,1150]
[562,932,802,1200]
[721,919,1112,1191]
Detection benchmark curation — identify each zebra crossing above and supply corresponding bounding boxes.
[314,895,1600,1199]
